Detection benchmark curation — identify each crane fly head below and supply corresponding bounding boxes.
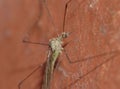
[61,31,73,39]
[61,32,69,38]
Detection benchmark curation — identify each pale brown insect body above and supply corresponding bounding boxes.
[42,32,69,89]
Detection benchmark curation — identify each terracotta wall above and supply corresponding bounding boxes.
[0,0,120,89]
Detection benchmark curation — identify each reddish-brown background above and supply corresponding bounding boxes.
[0,0,120,89]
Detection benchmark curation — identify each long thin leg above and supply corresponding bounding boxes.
[62,0,87,32]
[63,40,73,48]
[62,0,72,32]
[43,0,85,33]
[63,49,119,63]
[18,64,43,89]
[64,52,119,89]
[42,0,58,34]
[43,0,73,33]
[23,40,49,46]
[62,0,118,64]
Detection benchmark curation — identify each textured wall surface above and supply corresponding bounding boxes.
[0,0,120,89]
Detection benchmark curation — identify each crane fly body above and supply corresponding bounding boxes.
[19,32,71,89]
[42,32,70,89]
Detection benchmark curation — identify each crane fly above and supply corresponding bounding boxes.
[18,0,119,89]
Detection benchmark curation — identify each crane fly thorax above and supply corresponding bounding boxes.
[49,32,69,53]
[49,37,63,53]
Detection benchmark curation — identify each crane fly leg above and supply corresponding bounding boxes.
[18,64,44,89]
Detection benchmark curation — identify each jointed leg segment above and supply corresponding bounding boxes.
[18,64,43,89]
